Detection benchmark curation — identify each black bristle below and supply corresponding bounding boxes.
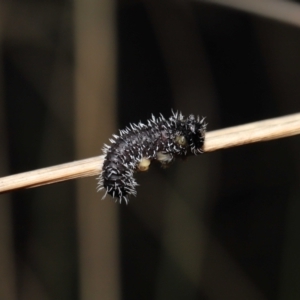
[97,111,206,204]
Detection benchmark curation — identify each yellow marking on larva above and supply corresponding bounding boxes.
[175,135,187,146]
[138,157,151,171]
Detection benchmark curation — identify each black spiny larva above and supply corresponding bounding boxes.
[97,111,206,204]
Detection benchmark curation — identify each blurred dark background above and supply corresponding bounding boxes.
[1,0,300,299]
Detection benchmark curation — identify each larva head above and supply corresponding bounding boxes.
[173,114,206,156]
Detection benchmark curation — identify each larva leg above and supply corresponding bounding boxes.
[156,152,174,168]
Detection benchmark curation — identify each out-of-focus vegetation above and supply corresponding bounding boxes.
[1,0,300,299]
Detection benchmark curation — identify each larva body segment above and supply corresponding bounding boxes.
[98,112,206,204]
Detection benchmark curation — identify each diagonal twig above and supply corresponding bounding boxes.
[0,112,300,194]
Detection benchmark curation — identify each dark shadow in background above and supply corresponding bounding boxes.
[2,1,300,299]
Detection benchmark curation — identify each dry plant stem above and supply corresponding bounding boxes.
[204,112,300,152]
[0,156,104,193]
[0,112,300,194]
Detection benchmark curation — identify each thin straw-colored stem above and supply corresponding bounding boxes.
[1,112,300,194]
[204,112,300,151]
[0,156,104,192]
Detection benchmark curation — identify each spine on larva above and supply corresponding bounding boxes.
[97,111,206,204]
